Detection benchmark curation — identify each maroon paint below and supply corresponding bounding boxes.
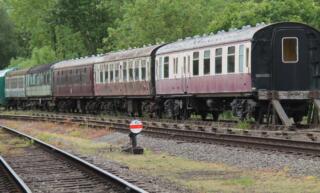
[94,81,152,96]
[53,65,94,97]
[156,73,252,95]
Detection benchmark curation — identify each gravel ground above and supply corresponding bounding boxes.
[96,132,320,177]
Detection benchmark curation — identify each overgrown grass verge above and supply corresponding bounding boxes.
[1,120,320,193]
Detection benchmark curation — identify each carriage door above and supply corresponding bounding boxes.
[273,28,309,90]
[182,56,191,93]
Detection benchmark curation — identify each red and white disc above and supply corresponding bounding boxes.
[129,120,143,134]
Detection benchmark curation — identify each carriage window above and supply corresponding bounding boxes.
[282,37,298,63]
[173,58,178,75]
[141,60,146,80]
[227,46,235,73]
[105,65,109,83]
[215,48,222,74]
[129,61,134,81]
[239,45,244,73]
[193,52,199,76]
[123,62,127,82]
[100,71,103,83]
[135,60,140,81]
[204,50,210,75]
[163,56,169,78]
[115,63,119,82]
[110,64,114,82]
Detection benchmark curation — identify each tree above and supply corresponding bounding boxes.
[0,5,17,69]
[106,0,216,50]
[208,0,320,32]
[53,0,124,54]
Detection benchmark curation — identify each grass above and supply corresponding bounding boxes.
[2,120,320,193]
[236,120,252,130]
[0,130,32,155]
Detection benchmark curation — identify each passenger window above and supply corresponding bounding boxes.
[105,65,109,83]
[227,46,235,73]
[239,45,244,73]
[246,48,250,67]
[204,50,210,75]
[193,52,199,76]
[215,48,222,74]
[123,62,127,82]
[163,56,169,78]
[129,61,134,81]
[282,37,298,63]
[141,60,146,80]
[135,60,140,81]
[100,70,103,83]
[110,64,114,82]
[173,58,178,75]
[115,63,119,82]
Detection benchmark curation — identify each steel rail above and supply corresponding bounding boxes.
[0,124,148,193]
[2,114,320,156]
[0,156,32,193]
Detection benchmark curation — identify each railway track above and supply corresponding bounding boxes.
[0,156,31,193]
[0,125,148,193]
[1,113,320,157]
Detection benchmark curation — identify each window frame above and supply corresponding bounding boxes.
[215,48,223,74]
[141,59,147,81]
[163,56,169,79]
[193,52,199,76]
[227,46,236,73]
[203,50,211,75]
[134,60,140,81]
[282,37,299,63]
[122,61,127,82]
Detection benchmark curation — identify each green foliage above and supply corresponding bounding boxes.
[106,0,215,50]
[0,5,17,69]
[52,0,124,54]
[6,0,56,53]
[236,121,252,130]
[54,25,88,59]
[1,0,320,69]
[9,46,56,68]
[208,0,320,32]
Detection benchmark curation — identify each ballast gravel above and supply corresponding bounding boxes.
[96,132,320,177]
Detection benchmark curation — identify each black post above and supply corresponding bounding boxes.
[129,132,138,149]
[128,132,144,154]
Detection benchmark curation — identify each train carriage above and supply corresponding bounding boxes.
[25,63,55,109]
[0,68,15,106]
[2,22,319,126]
[155,22,320,124]
[93,45,163,115]
[5,68,30,109]
[52,56,104,112]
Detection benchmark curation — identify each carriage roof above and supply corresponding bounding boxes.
[157,24,267,55]
[101,45,162,63]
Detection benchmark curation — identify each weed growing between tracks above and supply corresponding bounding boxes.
[0,129,32,155]
[2,119,320,193]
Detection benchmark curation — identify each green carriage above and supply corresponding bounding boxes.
[0,68,15,106]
